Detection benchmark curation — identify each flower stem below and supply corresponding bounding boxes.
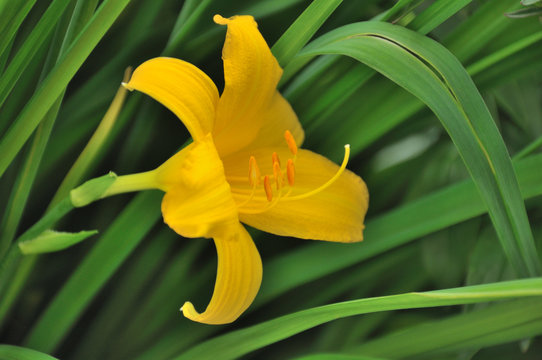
[101,170,160,197]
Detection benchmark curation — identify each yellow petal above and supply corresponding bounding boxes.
[125,57,218,141]
[157,135,238,238]
[223,148,369,242]
[245,91,305,150]
[181,223,262,324]
[212,15,284,157]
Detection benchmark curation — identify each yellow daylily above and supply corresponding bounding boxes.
[120,15,369,324]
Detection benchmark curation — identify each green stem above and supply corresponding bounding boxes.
[0,170,159,296]
[48,68,130,209]
[6,170,159,248]
[102,171,161,197]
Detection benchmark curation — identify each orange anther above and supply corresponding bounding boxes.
[284,130,298,155]
[273,161,283,189]
[263,175,273,201]
[271,152,281,166]
[248,156,261,186]
[286,159,295,186]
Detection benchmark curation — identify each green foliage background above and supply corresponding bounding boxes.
[0,0,542,359]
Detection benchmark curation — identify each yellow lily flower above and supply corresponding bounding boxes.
[122,15,369,324]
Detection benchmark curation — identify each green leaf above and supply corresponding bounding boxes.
[521,0,541,6]
[505,7,542,18]
[174,279,542,360]
[295,355,386,360]
[352,298,542,358]
[271,0,343,67]
[407,0,472,35]
[0,0,38,60]
[443,0,520,63]
[0,0,97,258]
[71,230,181,360]
[18,229,98,255]
[0,344,58,360]
[291,21,540,277]
[0,0,72,109]
[467,30,542,76]
[163,0,214,56]
[0,195,74,302]
[23,191,162,353]
[0,0,100,280]
[374,0,418,22]
[0,101,62,258]
[0,0,133,179]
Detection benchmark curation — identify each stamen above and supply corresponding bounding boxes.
[272,152,281,167]
[284,130,298,155]
[273,162,283,189]
[286,159,295,186]
[236,143,349,215]
[248,156,261,186]
[238,181,287,215]
[284,144,350,201]
[263,175,273,201]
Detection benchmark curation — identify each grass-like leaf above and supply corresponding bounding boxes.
[0,0,72,109]
[289,21,540,277]
[0,344,59,360]
[0,0,132,178]
[350,297,542,358]
[271,0,343,66]
[174,279,542,360]
[23,192,162,352]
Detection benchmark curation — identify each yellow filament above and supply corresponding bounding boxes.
[235,181,257,208]
[272,152,280,166]
[282,144,350,202]
[248,156,261,186]
[273,161,282,189]
[238,183,291,215]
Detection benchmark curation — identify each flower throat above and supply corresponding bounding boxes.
[228,130,351,214]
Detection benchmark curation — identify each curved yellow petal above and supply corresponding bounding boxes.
[223,148,369,242]
[125,57,218,141]
[157,135,238,238]
[212,15,284,157]
[182,223,262,324]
